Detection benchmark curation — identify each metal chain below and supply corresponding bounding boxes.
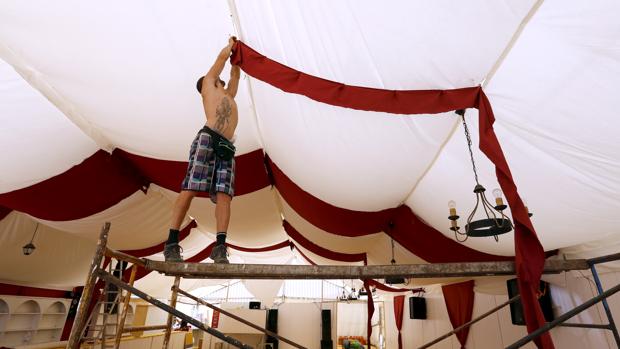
[460,114,480,185]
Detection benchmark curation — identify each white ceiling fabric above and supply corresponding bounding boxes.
[0,0,619,291]
[0,58,98,193]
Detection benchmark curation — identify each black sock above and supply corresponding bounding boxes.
[167,229,180,245]
[216,232,226,245]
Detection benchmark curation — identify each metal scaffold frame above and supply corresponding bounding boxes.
[65,223,620,349]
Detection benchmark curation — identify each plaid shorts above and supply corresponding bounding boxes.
[181,128,235,203]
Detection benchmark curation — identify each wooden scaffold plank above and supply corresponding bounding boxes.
[142,258,589,280]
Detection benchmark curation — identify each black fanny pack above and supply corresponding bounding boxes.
[202,127,236,161]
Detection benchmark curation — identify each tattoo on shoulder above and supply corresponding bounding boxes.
[214,98,232,134]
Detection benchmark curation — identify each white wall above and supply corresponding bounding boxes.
[278,302,337,349]
[382,270,620,349]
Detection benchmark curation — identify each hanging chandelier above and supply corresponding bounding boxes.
[447,110,532,242]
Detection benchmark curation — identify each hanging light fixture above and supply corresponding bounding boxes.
[385,238,405,285]
[22,223,39,256]
[447,110,532,242]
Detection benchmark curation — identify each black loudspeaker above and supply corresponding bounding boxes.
[385,277,406,285]
[507,278,554,326]
[249,301,261,309]
[321,309,332,340]
[265,309,278,349]
[320,339,333,349]
[409,297,427,319]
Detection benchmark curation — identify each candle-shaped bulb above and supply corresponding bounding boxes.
[448,200,457,216]
[492,188,504,206]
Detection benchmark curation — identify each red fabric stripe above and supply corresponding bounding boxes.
[269,157,509,263]
[0,148,270,222]
[364,279,374,347]
[231,41,479,115]
[442,280,475,349]
[0,282,70,298]
[122,240,292,283]
[0,206,11,221]
[477,95,551,348]
[120,220,197,257]
[283,220,367,263]
[228,240,291,253]
[234,41,547,345]
[394,295,405,349]
[367,280,423,293]
[0,150,147,221]
[114,148,270,197]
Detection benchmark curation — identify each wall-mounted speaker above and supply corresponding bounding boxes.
[507,278,554,326]
[249,301,261,309]
[409,296,427,319]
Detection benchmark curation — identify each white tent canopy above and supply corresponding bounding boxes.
[0,0,619,295]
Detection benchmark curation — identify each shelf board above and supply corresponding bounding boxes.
[12,313,41,315]
[38,327,64,331]
[4,328,36,332]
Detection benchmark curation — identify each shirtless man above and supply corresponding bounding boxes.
[164,37,240,263]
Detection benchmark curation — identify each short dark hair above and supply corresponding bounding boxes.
[196,76,204,93]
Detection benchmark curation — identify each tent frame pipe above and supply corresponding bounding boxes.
[97,270,253,349]
[506,278,620,348]
[417,294,521,349]
[67,222,111,349]
[175,287,307,349]
[162,276,181,349]
[68,223,620,349]
[507,254,620,348]
[590,261,620,346]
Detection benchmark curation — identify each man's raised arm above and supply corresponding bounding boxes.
[226,65,241,97]
[205,37,236,82]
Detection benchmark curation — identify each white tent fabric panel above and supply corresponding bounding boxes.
[0,59,98,193]
[0,0,262,160]
[234,0,537,89]
[37,187,177,249]
[250,75,457,210]
[180,187,286,247]
[0,212,96,288]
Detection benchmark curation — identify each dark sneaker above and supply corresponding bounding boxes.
[164,243,183,262]
[210,244,229,264]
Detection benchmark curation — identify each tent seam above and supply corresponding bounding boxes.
[400,0,545,206]
[0,42,114,152]
[226,0,268,151]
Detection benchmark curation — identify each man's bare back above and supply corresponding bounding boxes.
[203,86,238,141]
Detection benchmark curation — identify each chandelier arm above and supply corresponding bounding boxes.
[466,194,480,233]
[454,230,468,242]
[481,194,500,222]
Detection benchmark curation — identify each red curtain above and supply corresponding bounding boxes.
[442,281,475,349]
[393,295,405,349]
[232,41,551,348]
